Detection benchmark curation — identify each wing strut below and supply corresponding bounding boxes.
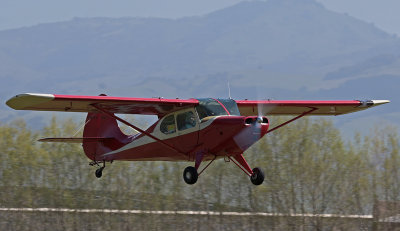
[91,104,189,159]
[267,107,318,134]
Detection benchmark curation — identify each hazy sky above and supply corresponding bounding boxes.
[1,0,400,36]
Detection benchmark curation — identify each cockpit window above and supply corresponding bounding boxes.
[195,98,240,120]
[196,99,226,120]
[217,99,241,116]
[177,111,196,131]
[160,114,176,134]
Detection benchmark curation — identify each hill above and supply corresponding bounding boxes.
[0,0,397,131]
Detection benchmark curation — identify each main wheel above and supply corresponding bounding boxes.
[250,167,264,185]
[95,168,103,178]
[183,166,198,185]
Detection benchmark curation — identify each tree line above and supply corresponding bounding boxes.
[0,116,398,230]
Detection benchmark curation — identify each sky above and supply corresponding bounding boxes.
[1,0,400,36]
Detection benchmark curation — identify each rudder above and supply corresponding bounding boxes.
[83,112,129,161]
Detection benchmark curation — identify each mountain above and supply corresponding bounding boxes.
[0,0,397,132]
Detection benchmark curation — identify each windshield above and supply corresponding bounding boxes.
[218,98,241,116]
[195,98,240,120]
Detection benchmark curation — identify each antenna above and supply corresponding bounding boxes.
[228,81,232,99]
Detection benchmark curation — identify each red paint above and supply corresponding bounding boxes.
[236,100,362,106]
[230,155,253,176]
[52,94,199,116]
[85,116,268,166]
[236,100,364,116]
[77,101,350,170]
[82,112,131,161]
[91,104,187,159]
[194,150,205,170]
[6,93,389,184]
[80,113,269,169]
[54,94,199,105]
[12,94,198,116]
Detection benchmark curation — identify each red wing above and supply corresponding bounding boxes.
[6,93,199,116]
[235,100,390,116]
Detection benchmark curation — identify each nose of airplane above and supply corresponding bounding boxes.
[244,116,269,125]
[200,115,270,156]
[233,116,270,152]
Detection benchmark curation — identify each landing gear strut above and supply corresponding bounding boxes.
[183,166,198,184]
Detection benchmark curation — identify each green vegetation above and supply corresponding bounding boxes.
[0,116,398,230]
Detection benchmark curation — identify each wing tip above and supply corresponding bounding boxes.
[6,93,55,110]
[359,100,390,107]
[371,100,390,105]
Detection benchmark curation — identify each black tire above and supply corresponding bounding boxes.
[95,168,103,178]
[250,167,264,185]
[183,166,198,185]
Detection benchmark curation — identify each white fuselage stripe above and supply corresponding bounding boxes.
[102,116,218,157]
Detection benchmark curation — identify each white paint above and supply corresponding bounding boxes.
[102,108,217,157]
[24,93,55,98]
[371,100,390,105]
[6,93,55,110]
[0,207,374,219]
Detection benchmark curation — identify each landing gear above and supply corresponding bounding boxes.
[250,167,264,185]
[228,154,264,186]
[95,167,104,178]
[183,166,198,185]
[90,160,106,178]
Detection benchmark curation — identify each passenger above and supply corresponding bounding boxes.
[183,113,196,129]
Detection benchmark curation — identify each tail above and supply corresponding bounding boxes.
[39,112,130,161]
[82,112,129,161]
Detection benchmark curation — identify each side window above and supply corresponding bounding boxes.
[195,106,208,120]
[177,111,196,131]
[160,114,176,134]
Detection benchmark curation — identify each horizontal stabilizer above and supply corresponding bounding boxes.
[38,137,113,143]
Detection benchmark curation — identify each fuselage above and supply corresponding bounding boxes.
[95,98,269,162]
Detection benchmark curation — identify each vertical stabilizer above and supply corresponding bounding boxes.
[83,112,129,161]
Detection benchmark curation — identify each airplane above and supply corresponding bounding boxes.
[6,93,389,185]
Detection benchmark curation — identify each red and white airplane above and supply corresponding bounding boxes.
[6,93,389,185]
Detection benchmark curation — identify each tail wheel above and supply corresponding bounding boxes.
[250,167,264,185]
[95,167,104,178]
[183,166,198,185]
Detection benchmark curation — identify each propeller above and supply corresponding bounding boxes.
[233,89,273,151]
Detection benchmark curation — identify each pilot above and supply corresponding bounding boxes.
[183,113,196,129]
